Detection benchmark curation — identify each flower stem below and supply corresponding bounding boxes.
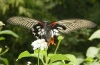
[38,49,40,65]
[54,36,64,54]
[0,46,9,55]
[54,40,61,54]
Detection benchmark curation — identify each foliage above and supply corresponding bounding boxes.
[0,46,9,65]
[16,31,100,65]
[0,21,19,65]
[17,36,77,65]
[76,30,100,65]
[89,30,100,40]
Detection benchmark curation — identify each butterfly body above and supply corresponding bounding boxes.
[32,21,61,45]
[7,16,96,45]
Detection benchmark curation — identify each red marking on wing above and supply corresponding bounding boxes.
[39,22,44,26]
[50,22,57,28]
[47,37,56,46]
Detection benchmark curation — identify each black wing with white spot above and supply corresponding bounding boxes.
[56,19,96,33]
[7,16,45,39]
[7,16,40,30]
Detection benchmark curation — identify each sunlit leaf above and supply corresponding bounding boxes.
[85,57,94,62]
[0,46,9,55]
[86,47,99,58]
[51,61,72,65]
[2,4,9,14]
[19,6,25,14]
[34,49,47,55]
[48,54,69,63]
[0,57,9,65]
[0,37,5,40]
[17,51,31,60]
[89,30,100,40]
[31,53,44,62]
[76,58,84,65]
[0,30,19,38]
[35,0,43,7]
[65,54,76,64]
[31,49,47,61]
[15,0,24,7]
[48,54,76,64]
[0,48,2,53]
[88,62,100,65]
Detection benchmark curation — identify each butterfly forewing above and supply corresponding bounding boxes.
[57,19,96,33]
[7,17,40,30]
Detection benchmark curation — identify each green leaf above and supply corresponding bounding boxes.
[0,48,2,53]
[51,61,72,65]
[32,53,43,60]
[48,54,76,64]
[86,47,99,58]
[34,49,47,56]
[90,62,100,65]
[0,30,19,38]
[76,58,84,65]
[32,49,46,61]
[19,6,25,14]
[0,37,5,40]
[85,57,94,62]
[48,54,69,63]
[0,47,9,55]
[89,30,100,40]
[0,57,9,65]
[65,54,76,64]
[17,51,31,60]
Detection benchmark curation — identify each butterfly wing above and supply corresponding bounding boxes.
[55,19,96,34]
[7,16,45,38]
[7,16,40,30]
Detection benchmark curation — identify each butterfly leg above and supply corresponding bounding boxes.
[47,37,56,46]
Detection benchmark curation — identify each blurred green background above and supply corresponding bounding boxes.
[0,0,100,65]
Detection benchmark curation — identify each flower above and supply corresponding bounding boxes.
[31,39,48,50]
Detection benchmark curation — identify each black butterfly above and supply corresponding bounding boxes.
[7,16,96,45]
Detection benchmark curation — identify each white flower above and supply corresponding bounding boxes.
[31,39,48,50]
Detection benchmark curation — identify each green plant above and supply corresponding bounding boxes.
[17,36,76,65]
[0,21,19,65]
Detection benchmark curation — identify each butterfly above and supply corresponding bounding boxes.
[7,16,96,45]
